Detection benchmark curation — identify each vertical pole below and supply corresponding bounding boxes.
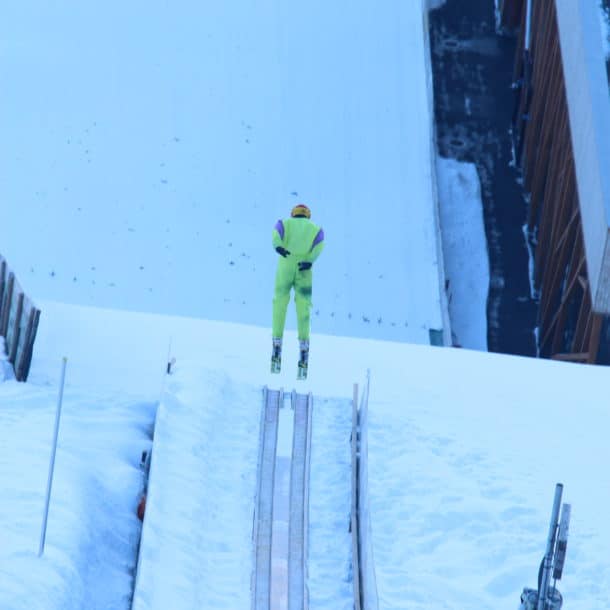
[537,483,563,610]
[38,357,68,557]
[524,0,533,52]
[351,383,361,610]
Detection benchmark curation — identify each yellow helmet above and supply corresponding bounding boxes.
[291,204,311,218]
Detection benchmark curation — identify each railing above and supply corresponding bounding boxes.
[351,383,362,610]
[351,371,378,610]
[0,255,41,381]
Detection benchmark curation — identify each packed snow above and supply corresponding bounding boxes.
[0,374,155,610]
[436,157,489,350]
[1,1,609,610]
[132,364,259,609]
[3,303,610,610]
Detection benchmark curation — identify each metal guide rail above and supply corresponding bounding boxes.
[252,387,313,610]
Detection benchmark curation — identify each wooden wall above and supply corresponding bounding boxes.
[0,256,41,380]
[498,0,524,32]
[508,1,605,362]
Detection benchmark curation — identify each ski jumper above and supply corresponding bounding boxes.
[272,217,324,341]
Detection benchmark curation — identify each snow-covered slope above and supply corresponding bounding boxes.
[0,1,444,344]
[1,1,609,610]
[0,374,155,610]
[3,303,610,610]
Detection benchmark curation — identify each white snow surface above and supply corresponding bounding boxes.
[0,375,155,610]
[1,1,610,610]
[436,157,489,350]
[132,365,259,610]
[3,303,610,610]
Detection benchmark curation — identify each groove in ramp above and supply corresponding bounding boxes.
[253,387,281,610]
[271,396,293,610]
[253,389,312,610]
[288,391,311,610]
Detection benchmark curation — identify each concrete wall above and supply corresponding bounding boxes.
[422,0,453,347]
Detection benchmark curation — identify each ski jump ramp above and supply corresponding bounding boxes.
[253,388,313,610]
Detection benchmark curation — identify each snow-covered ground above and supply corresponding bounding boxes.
[0,373,155,610]
[364,343,610,610]
[4,304,610,610]
[2,1,609,610]
[131,363,259,610]
[436,157,489,350]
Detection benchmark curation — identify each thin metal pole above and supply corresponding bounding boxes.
[525,0,533,52]
[38,357,67,557]
[537,483,563,610]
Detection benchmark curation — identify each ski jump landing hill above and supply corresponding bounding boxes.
[8,1,610,609]
[0,1,450,348]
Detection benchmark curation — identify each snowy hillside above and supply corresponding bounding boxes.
[0,1,444,344]
[1,1,609,610]
[3,305,610,609]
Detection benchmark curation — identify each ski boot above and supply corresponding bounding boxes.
[297,340,309,380]
[270,338,282,373]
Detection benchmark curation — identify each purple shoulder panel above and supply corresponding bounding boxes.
[274,219,285,240]
[310,228,324,250]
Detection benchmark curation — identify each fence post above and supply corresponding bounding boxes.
[0,260,6,323]
[8,292,24,364]
[21,308,40,382]
[38,358,68,557]
[15,308,35,381]
[0,273,14,338]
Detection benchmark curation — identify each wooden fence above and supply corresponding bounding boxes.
[0,255,41,381]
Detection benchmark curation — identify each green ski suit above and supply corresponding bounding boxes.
[272,217,324,341]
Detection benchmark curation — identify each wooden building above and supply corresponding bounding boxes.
[501,0,610,363]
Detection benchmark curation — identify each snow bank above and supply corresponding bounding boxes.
[131,363,259,609]
[436,157,489,350]
[0,1,446,345]
[0,379,156,610]
[366,346,610,610]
